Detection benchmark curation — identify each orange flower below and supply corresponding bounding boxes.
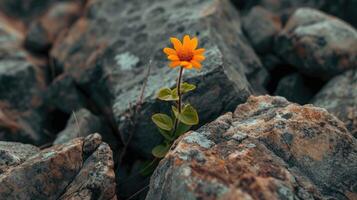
[163,35,205,69]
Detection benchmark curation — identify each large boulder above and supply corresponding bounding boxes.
[0,133,116,200]
[0,24,49,145]
[242,6,282,54]
[147,95,357,200]
[232,0,357,28]
[312,70,357,138]
[275,8,357,79]
[51,0,269,157]
[24,1,83,53]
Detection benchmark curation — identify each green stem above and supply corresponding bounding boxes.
[173,67,184,132]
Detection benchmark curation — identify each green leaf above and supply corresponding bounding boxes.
[171,88,179,100]
[178,104,199,125]
[157,88,178,101]
[158,128,174,141]
[152,114,173,131]
[152,144,170,158]
[172,105,179,117]
[174,123,191,137]
[181,82,196,93]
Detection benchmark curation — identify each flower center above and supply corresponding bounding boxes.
[178,51,193,61]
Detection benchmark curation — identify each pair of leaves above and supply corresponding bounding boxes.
[172,104,199,125]
[152,143,170,158]
[151,113,193,139]
[157,82,196,101]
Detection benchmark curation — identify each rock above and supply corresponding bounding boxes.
[242,6,282,54]
[274,73,315,104]
[275,8,357,79]
[312,70,357,138]
[44,74,87,114]
[232,0,357,28]
[0,25,44,111]
[147,95,357,200]
[0,104,48,145]
[51,0,269,157]
[54,109,103,144]
[0,24,49,145]
[0,141,39,173]
[0,133,116,200]
[24,1,83,53]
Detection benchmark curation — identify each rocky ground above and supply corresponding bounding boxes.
[0,0,356,199]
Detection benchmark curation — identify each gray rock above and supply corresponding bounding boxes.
[44,74,87,114]
[54,109,102,144]
[0,24,48,145]
[0,133,116,200]
[242,6,282,54]
[0,141,39,173]
[274,73,314,104]
[147,95,357,200]
[275,8,357,79]
[232,0,357,28]
[312,70,357,137]
[24,1,82,53]
[51,0,269,157]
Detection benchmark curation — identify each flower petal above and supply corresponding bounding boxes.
[168,55,179,61]
[194,48,205,54]
[185,63,193,69]
[190,37,198,50]
[170,61,181,68]
[180,61,190,66]
[163,48,176,56]
[170,37,183,51]
[191,60,202,69]
[193,55,205,61]
[183,35,191,49]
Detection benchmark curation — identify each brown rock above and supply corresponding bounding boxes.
[0,133,116,200]
[312,70,357,138]
[147,95,357,200]
[24,1,83,53]
[242,6,282,54]
[275,8,357,79]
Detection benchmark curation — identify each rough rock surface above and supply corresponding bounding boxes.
[242,6,281,54]
[274,73,314,104]
[232,0,357,28]
[54,109,104,144]
[312,70,357,138]
[51,0,269,157]
[43,74,87,114]
[0,133,116,200]
[147,95,357,200]
[24,1,83,53]
[275,8,357,79]
[0,141,40,173]
[0,24,48,145]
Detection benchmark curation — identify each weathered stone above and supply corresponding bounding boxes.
[51,0,269,157]
[242,6,282,54]
[44,74,87,114]
[0,141,39,173]
[0,24,49,145]
[275,8,357,79]
[24,1,82,53]
[0,133,116,200]
[232,0,357,28]
[147,95,357,200]
[274,73,315,104]
[312,70,357,138]
[54,109,103,144]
